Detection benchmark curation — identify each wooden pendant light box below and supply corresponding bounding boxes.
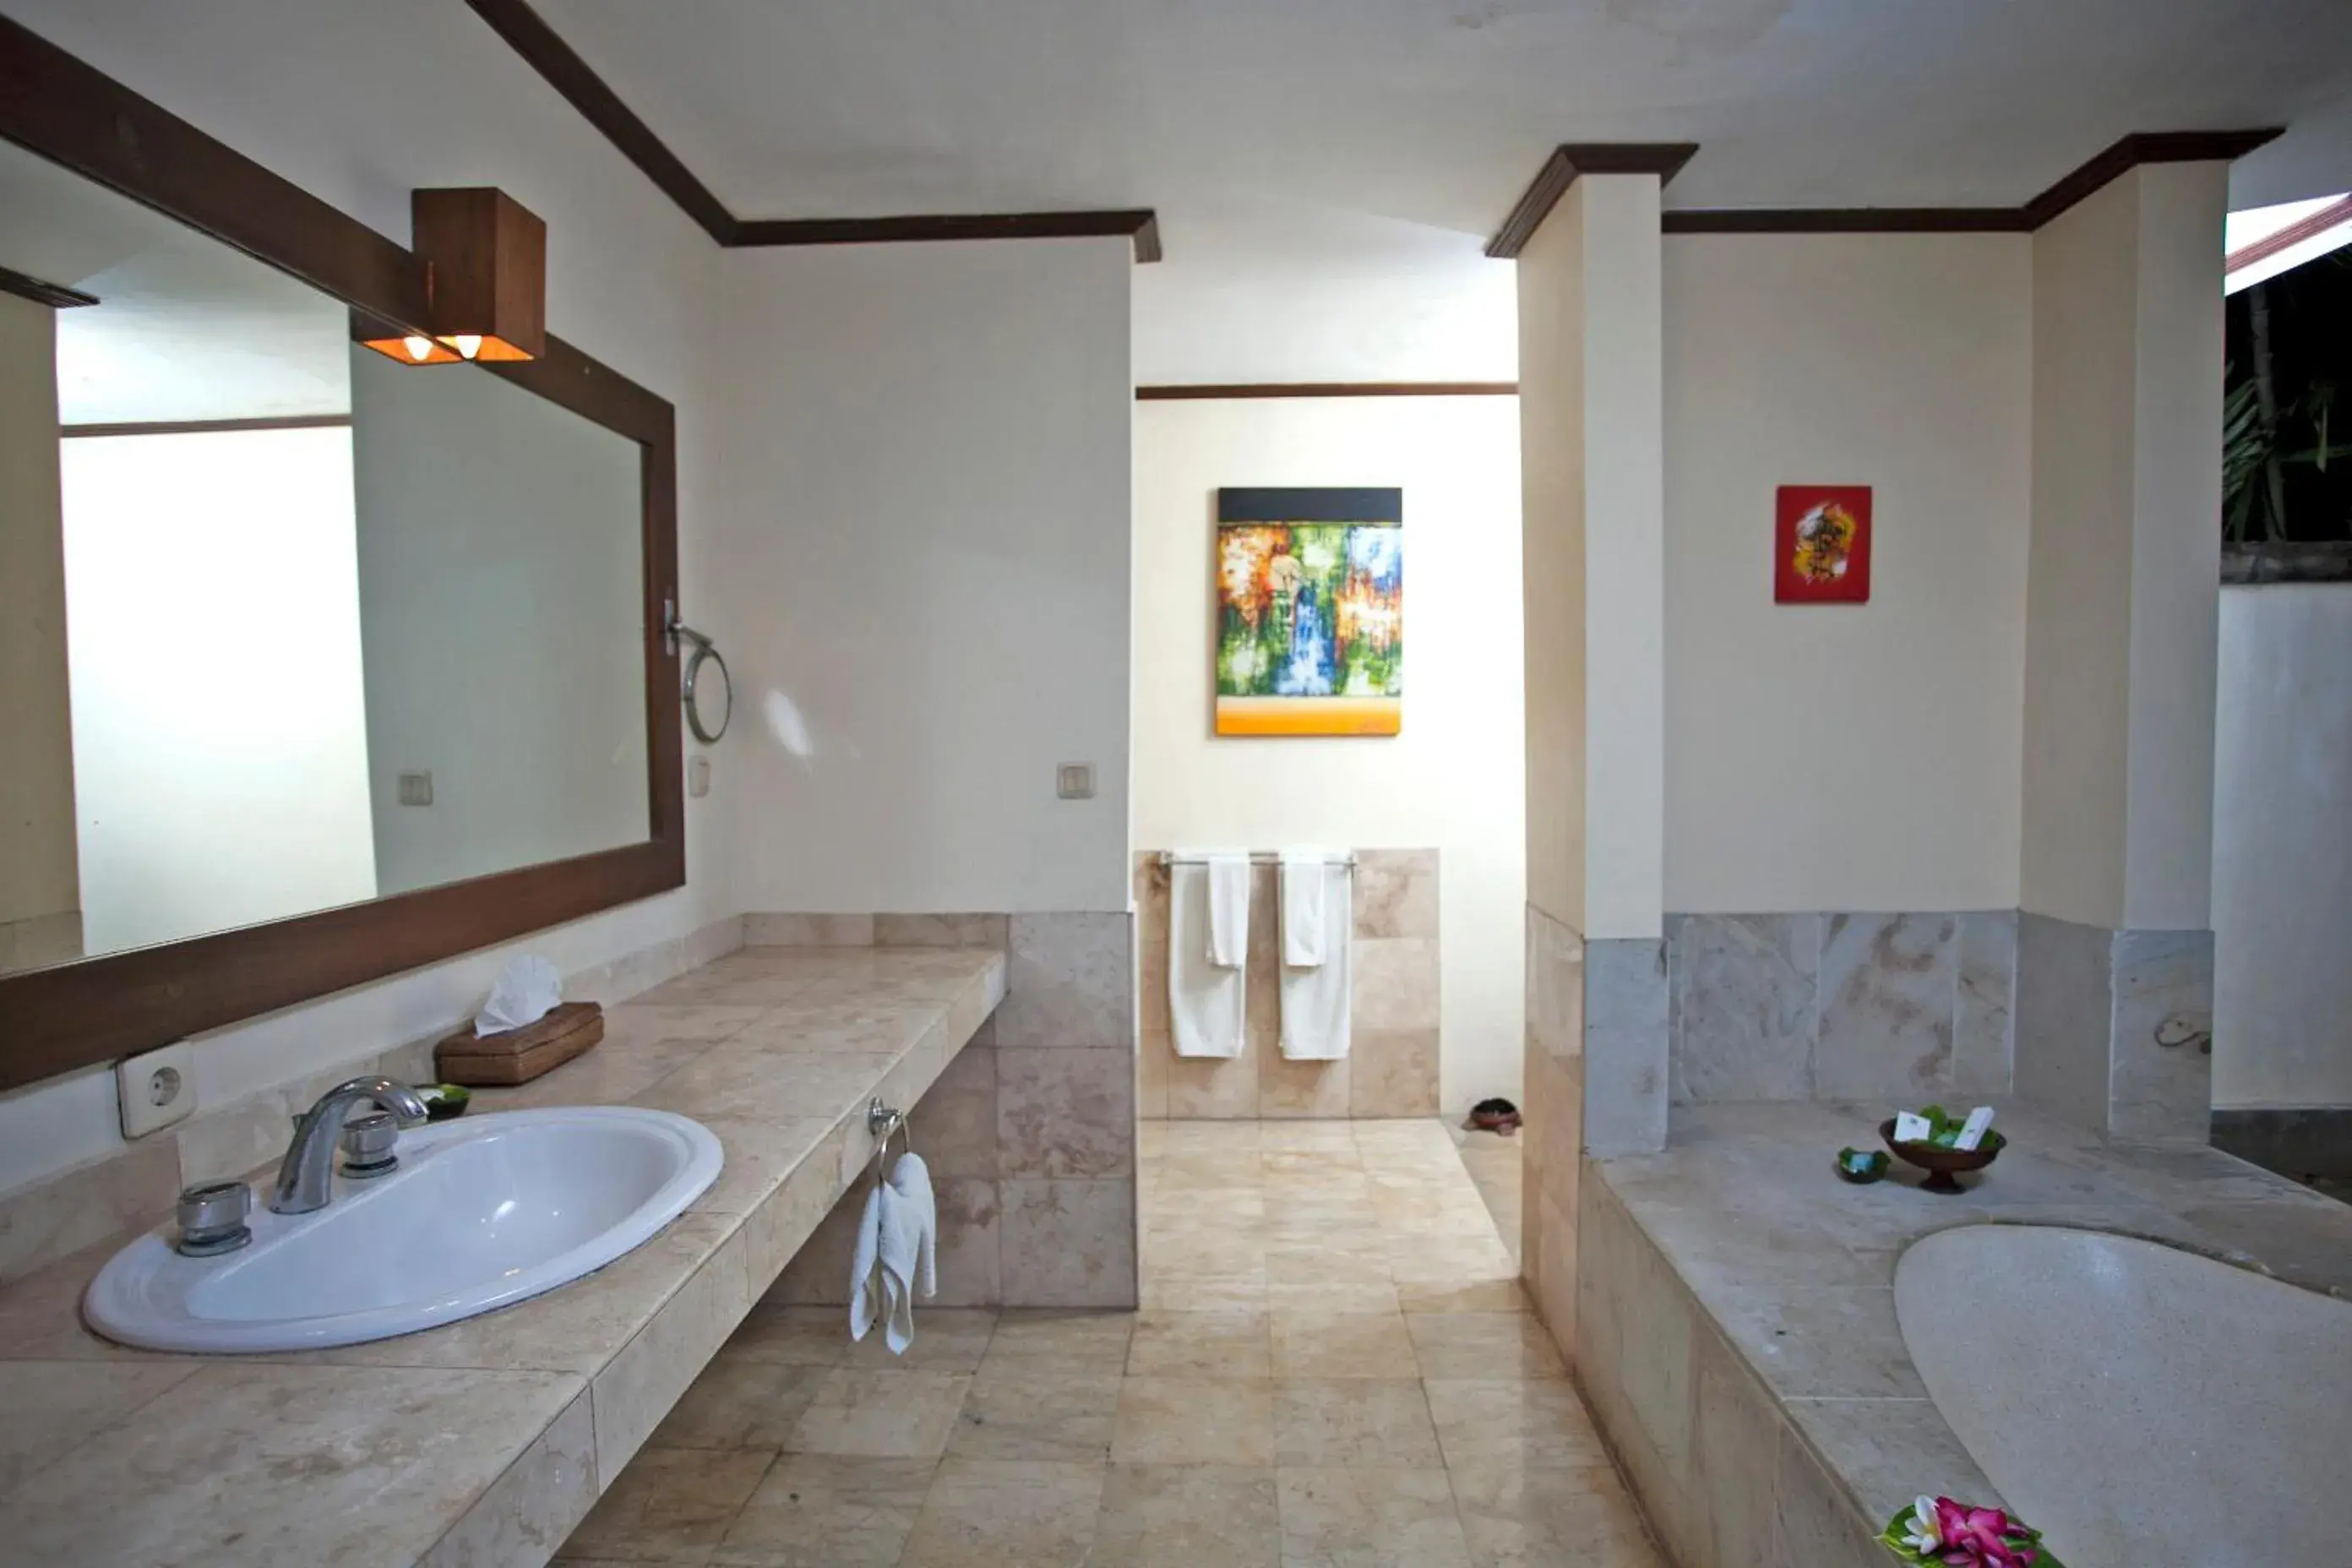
[412,186,547,361]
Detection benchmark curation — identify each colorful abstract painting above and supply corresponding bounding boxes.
[1774,484,1873,604]
[1214,487,1402,737]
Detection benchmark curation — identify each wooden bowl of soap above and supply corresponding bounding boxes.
[1878,1119,2006,1195]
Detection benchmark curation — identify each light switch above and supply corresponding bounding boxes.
[117,1041,196,1139]
[688,755,711,798]
[1056,763,1095,800]
[396,770,434,807]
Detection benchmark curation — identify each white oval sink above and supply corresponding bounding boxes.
[84,1106,722,1353]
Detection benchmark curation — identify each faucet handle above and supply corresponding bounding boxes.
[340,1112,401,1179]
[176,1182,253,1256]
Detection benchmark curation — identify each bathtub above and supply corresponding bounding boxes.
[1895,1225,2352,1568]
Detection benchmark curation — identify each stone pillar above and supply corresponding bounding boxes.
[1519,167,1672,1361]
[0,292,83,974]
[2016,161,2229,1140]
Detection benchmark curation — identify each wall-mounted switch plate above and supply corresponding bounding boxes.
[687,755,711,798]
[117,1041,196,1139]
[396,770,434,807]
[1056,762,1096,800]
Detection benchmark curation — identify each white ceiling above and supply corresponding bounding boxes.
[0,138,351,423]
[539,0,2352,231]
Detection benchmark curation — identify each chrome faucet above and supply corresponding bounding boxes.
[270,1075,430,1215]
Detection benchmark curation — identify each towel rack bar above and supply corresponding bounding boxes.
[1155,852,1358,868]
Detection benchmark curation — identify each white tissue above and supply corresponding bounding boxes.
[475,956,562,1037]
[1892,1111,1931,1143]
[1953,1106,1995,1152]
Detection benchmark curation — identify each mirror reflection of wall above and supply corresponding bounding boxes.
[0,137,651,976]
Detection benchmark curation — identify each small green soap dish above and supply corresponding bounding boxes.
[1835,1147,1890,1184]
[418,1084,471,1122]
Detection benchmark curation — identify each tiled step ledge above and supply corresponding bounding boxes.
[0,945,1004,1567]
[1576,1101,2352,1568]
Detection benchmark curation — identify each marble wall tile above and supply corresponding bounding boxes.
[1135,1026,1171,1119]
[1770,1424,1886,1568]
[0,1136,178,1288]
[1690,1326,1782,1568]
[1533,1186,1578,1365]
[2109,928,2214,1142]
[1526,904,1586,1062]
[746,913,878,947]
[1813,913,1958,1103]
[1529,1049,1581,1214]
[1262,1047,1353,1119]
[1952,910,2017,1096]
[1351,936,1441,1032]
[999,1179,1138,1308]
[591,1230,753,1483]
[1348,1029,1436,1117]
[1353,848,1440,938]
[874,913,1010,948]
[1674,915,1820,1103]
[1166,1037,1260,1119]
[765,1182,866,1307]
[1614,1220,1696,1491]
[2012,912,2115,1134]
[999,1048,1135,1178]
[419,1386,596,1568]
[743,1128,851,1295]
[1585,938,1669,1157]
[1000,912,1134,1049]
[920,1040,999,1180]
[930,1177,1004,1308]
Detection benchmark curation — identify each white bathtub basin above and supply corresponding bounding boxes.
[1895,1224,2352,1568]
[84,1107,722,1353]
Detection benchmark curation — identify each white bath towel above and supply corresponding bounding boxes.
[849,1151,937,1354]
[1280,848,1334,966]
[1203,851,1250,967]
[1278,860,1353,1060]
[1169,858,1247,1058]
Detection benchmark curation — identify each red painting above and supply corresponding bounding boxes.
[1774,485,1872,603]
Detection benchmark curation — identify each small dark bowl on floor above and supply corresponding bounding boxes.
[1879,1119,2004,1194]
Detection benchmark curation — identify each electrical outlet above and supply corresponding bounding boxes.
[1056,762,1095,800]
[117,1041,196,1139]
[687,755,711,798]
[396,770,434,807]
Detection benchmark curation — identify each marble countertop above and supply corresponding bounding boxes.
[1589,1100,2352,1522]
[0,944,1005,1567]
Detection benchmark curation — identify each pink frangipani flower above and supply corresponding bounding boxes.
[1884,1495,2052,1568]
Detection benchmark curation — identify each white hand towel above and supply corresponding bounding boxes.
[1203,851,1250,967]
[1279,860,1353,1061]
[873,1152,937,1353]
[1280,849,1331,966]
[1168,859,1246,1058]
[848,1182,885,1343]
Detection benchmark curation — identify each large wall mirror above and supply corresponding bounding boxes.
[0,18,683,1092]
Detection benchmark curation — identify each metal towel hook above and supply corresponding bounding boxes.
[868,1097,911,1174]
[663,598,732,744]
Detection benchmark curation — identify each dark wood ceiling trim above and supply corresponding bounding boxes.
[1662,208,2028,234]
[2022,128,2284,229]
[62,413,351,438]
[463,0,738,244]
[2225,192,2352,275]
[1137,382,1516,400]
[1486,143,1700,258]
[0,263,97,307]
[1655,129,2285,239]
[732,208,1162,262]
[462,0,1162,262]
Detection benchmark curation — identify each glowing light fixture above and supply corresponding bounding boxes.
[360,187,547,366]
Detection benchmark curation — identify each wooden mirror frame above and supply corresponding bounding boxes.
[0,15,684,1094]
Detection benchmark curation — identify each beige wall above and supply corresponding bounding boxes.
[0,294,79,968]
[1661,232,2033,914]
[1130,395,1525,1108]
[1517,198,1588,936]
[2022,163,2228,932]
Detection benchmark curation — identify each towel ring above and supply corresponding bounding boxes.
[868,1097,912,1173]
[664,599,732,744]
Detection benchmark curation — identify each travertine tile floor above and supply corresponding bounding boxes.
[558,1117,1658,1566]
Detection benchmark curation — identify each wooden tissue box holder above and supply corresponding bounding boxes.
[433,1001,604,1087]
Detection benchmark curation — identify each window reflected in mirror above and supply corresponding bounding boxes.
[0,138,650,976]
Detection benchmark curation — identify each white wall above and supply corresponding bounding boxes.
[1662,231,2033,914]
[1131,395,1526,1107]
[350,350,648,896]
[0,0,729,1198]
[709,238,1134,915]
[2021,163,2229,933]
[60,427,377,950]
[2213,585,2352,1109]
